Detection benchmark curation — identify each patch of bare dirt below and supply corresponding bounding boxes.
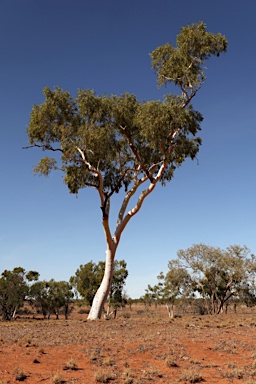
[0,307,256,383]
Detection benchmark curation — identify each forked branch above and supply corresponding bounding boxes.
[115,160,167,241]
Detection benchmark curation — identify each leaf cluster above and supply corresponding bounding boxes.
[150,21,227,91]
[70,259,128,307]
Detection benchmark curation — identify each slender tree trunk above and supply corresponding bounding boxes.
[12,306,17,319]
[87,248,116,320]
[211,293,215,314]
[166,303,174,318]
[217,299,225,314]
[64,304,69,320]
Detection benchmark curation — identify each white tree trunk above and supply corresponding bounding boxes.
[166,303,174,318]
[86,161,167,320]
[87,248,116,320]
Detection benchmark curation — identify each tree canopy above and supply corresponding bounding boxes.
[26,22,227,209]
[0,267,39,320]
[146,244,256,316]
[178,244,256,314]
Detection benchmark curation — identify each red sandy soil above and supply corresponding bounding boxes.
[0,306,256,383]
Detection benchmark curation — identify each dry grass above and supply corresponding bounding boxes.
[165,356,179,367]
[178,367,204,383]
[95,369,116,382]
[63,357,78,370]
[0,305,255,383]
[13,367,27,381]
[51,372,64,384]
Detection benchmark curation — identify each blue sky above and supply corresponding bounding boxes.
[1,0,255,298]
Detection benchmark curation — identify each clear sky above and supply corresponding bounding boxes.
[1,0,256,298]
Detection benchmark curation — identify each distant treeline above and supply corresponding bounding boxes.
[0,260,129,321]
[140,244,256,317]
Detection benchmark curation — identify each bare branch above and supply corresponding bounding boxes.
[115,159,162,230]
[74,145,106,208]
[115,178,144,230]
[181,87,200,108]
[23,143,65,154]
[115,160,167,242]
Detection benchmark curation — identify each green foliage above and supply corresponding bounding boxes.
[70,260,128,307]
[0,267,38,320]
[26,22,227,199]
[145,244,256,316]
[239,284,256,308]
[29,280,51,318]
[142,262,192,314]
[47,280,74,319]
[108,259,128,308]
[70,261,105,306]
[29,279,74,319]
[177,244,256,314]
[164,260,193,303]
[151,21,227,91]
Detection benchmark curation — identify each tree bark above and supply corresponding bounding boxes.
[87,163,167,320]
[87,248,116,320]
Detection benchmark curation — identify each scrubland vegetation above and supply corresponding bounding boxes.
[0,304,256,383]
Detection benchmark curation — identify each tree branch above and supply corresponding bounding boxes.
[115,160,162,232]
[75,146,106,210]
[115,160,167,241]
[120,125,154,182]
[115,178,144,231]
[23,143,66,155]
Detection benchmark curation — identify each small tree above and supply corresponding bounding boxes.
[29,279,74,319]
[162,261,192,317]
[143,263,192,317]
[57,281,75,319]
[46,280,74,319]
[107,259,128,315]
[70,261,105,307]
[0,267,39,320]
[29,280,52,318]
[25,22,227,319]
[143,277,164,308]
[177,244,256,314]
[71,260,128,316]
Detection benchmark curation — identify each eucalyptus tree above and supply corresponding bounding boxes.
[29,280,51,319]
[143,263,192,317]
[70,261,104,307]
[47,280,74,319]
[0,267,39,320]
[144,277,164,308]
[25,22,227,319]
[162,261,193,317]
[29,279,74,319]
[177,244,256,314]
